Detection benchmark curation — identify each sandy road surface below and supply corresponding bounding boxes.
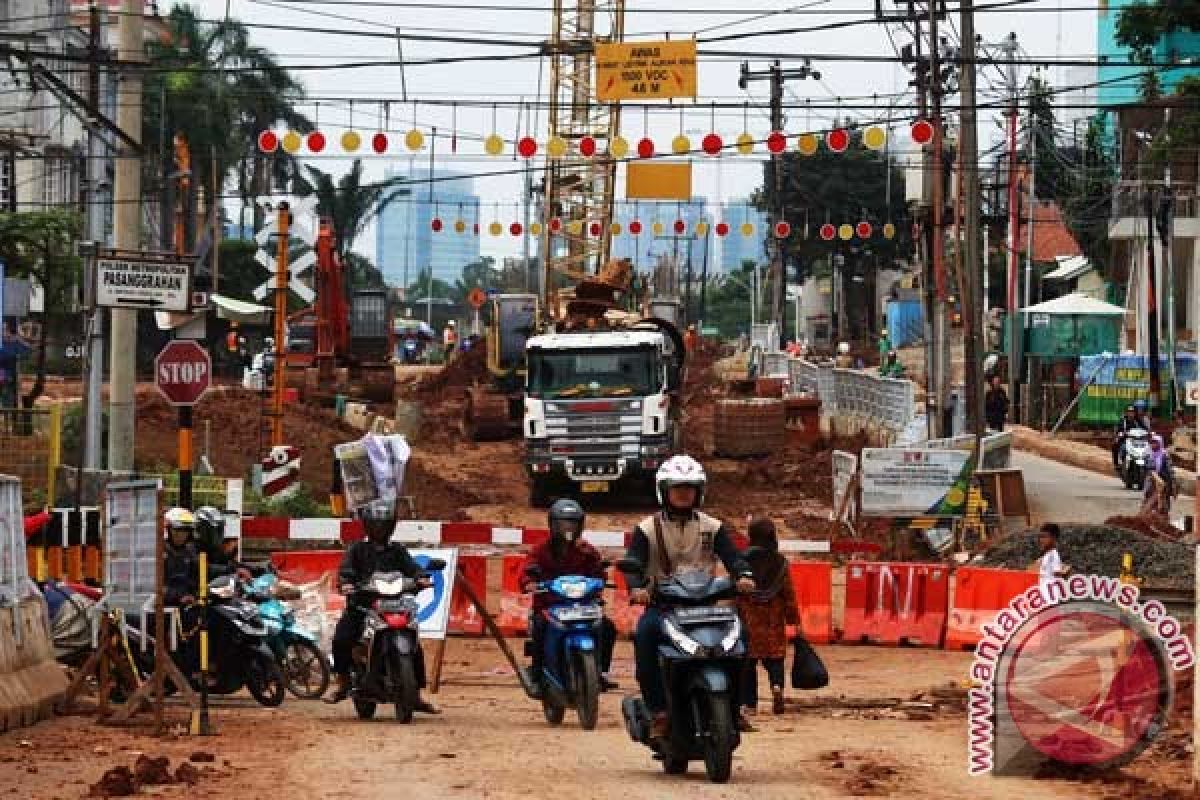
[1013,451,1143,527]
[2,641,1190,799]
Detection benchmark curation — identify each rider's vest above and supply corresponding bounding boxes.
[636,511,722,583]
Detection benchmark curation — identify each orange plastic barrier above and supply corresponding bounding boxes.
[944,567,1039,650]
[841,562,948,647]
[496,553,531,636]
[448,555,486,635]
[785,561,834,644]
[607,569,645,638]
[270,550,344,585]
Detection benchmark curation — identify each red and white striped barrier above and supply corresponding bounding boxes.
[241,516,831,553]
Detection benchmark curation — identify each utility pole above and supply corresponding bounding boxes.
[1157,109,1177,412]
[82,2,105,471]
[107,0,142,473]
[739,59,818,350]
[987,32,1021,420]
[928,2,950,437]
[1145,189,1162,406]
[959,0,985,442]
[270,204,290,448]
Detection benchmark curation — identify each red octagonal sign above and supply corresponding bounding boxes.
[155,340,211,406]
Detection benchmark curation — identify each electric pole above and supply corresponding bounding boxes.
[82,2,105,471]
[739,59,819,350]
[959,0,985,441]
[107,0,142,472]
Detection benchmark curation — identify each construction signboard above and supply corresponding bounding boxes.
[596,40,697,102]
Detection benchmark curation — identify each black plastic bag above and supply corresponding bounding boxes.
[790,636,829,690]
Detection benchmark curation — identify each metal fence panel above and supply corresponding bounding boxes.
[0,406,61,508]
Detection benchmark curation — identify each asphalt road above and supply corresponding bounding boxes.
[1013,450,1146,526]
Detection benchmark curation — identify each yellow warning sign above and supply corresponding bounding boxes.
[626,162,692,200]
[596,40,698,102]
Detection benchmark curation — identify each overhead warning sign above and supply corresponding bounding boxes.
[596,40,697,102]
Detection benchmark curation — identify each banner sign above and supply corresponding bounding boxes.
[1077,354,1198,423]
[596,40,697,102]
[860,448,972,517]
[409,548,458,640]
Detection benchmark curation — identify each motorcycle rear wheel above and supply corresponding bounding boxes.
[284,641,331,699]
[390,652,419,724]
[695,691,734,784]
[247,652,286,707]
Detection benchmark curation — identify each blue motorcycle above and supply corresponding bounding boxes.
[528,573,606,730]
[244,572,331,700]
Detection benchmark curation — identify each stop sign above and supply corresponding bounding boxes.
[155,340,212,406]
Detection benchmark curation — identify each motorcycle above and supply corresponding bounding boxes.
[617,560,749,784]
[401,337,420,365]
[348,560,444,723]
[171,575,286,707]
[244,572,331,700]
[524,569,607,730]
[1117,427,1151,490]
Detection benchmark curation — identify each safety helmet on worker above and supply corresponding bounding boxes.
[1134,399,1148,413]
[837,342,850,355]
[164,507,195,544]
[548,498,586,544]
[655,455,707,516]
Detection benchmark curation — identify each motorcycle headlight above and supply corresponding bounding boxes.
[720,617,742,653]
[662,618,701,656]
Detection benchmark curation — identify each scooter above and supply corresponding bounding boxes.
[524,569,607,730]
[1117,427,1151,490]
[348,560,444,723]
[617,560,748,784]
[244,572,331,700]
[401,337,420,365]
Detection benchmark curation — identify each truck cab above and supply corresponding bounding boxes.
[523,327,682,506]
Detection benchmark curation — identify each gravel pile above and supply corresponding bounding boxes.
[977,525,1195,585]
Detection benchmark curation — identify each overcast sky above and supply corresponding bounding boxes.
[194,0,1098,263]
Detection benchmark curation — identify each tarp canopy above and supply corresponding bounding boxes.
[212,293,273,324]
[1042,254,1092,281]
[1020,292,1126,316]
[393,318,436,338]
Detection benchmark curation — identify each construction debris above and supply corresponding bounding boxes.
[978,524,1194,585]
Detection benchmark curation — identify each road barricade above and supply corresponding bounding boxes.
[786,561,834,644]
[841,562,948,647]
[496,553,530,636]
[0,598,67,732]
[944,567,1039,650]
[608,569,645,638]
[449,554,486,635]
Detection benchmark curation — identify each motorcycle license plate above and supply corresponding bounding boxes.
[377,599,409,611]
[581,481,610,493]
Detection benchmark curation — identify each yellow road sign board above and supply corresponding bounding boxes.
[596,40,697,102]
[626,162,693,200]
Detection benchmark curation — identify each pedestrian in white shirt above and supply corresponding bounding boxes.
[1037,523,1069,592]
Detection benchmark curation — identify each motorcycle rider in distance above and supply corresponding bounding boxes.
[194,506,259,582]
[521,498,619,696]
[625,455,755,740]
[164,507,200,607]
[324,505,440,714]
[1113,402,1153,468]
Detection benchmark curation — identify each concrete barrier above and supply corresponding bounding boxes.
[0,597,67,732]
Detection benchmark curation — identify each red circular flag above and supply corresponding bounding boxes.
[715,222,730,237]
[549,217,562,233]
[637,138,655,159]
[579,136,597,157]
[473,223,480,235]
[431,218,443,232]
[856,221,872,238]
[774,221,792,238]
[629,220,643,235]
[306,131,326,153]
[826,129,849,153]
[510,222,523,236]
[587,222,600,237]
[371,133,388,153]
[257,130,278,153]
[702,133,723,156]
[819,223,836,241]
[517,137,537,159]
[673,219,686,235]
[911,119,934,145]
[766,131,786,154]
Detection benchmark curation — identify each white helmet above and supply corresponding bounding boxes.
[164,507,195,533]
[264,336,275,346]
[655,454,707,513]
[837,341,851,355]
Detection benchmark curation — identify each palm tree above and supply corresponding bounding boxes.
[294,159,410,261]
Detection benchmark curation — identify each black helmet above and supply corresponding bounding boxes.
[358,501,395,543]
[548,498,585,543]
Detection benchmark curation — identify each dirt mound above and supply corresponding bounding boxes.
[978,524,1194,585]
[1104,514,1185,541]
[89,766,137,797]
[415,344,487,397]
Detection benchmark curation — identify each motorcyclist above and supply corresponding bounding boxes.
[194,506,258,581]
[324,506,439,713]
[163,507,200,607]
[1113,402,1153,468]
[624,455,755,740]
[520,498,618,696]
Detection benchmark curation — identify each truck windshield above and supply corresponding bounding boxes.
[527,347,661,398]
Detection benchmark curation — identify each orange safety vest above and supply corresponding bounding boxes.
[225,331,239,352]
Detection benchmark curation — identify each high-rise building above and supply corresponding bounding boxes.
[1097,1,1200,111]
[374,166,481,289]
[718,202,769,273]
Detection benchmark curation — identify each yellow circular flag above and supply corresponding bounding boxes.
[838,224,854,241]
[945,487,966,507]
[567,219,584,235]
[546,136,568,159]
[454,220,466,234]
[695,221,709,236]
[484,134,505,156]
[610,222,622,236]
[863,125,887,150]
[405,129,425,151]
[609,136,629,159]
[530,221,544,236]
[671,134,691,155]
[341,130,362,152]
[797,133,819,156]
[281,131,302,154]
[651,221,664,236]
[883,222,896,240]
[488,221,503,236]
[740,222,755,237]
[736,133,755,155]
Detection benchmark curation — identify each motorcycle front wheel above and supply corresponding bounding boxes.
[694,691,734,784]
[389,651,419,724]
[283,640,331,699]
[572,651,600,731]
[246,651,286,707]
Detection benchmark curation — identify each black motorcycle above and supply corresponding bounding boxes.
[348,561,444,723]
[618,560,749,784]
[170,575,286,707]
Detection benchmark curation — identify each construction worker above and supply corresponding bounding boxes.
[683,324,699,354]
[879,350,905,378]
[443,320,458,362]
[834,341,854,369]
[878,327,891,360]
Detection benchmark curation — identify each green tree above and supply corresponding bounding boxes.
[1062,117,1115,274]
[294,160,410,262]
[343,252,387,292]
[1116,2,1200,98]
[0,211,82,407]
[405,267,455,305]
